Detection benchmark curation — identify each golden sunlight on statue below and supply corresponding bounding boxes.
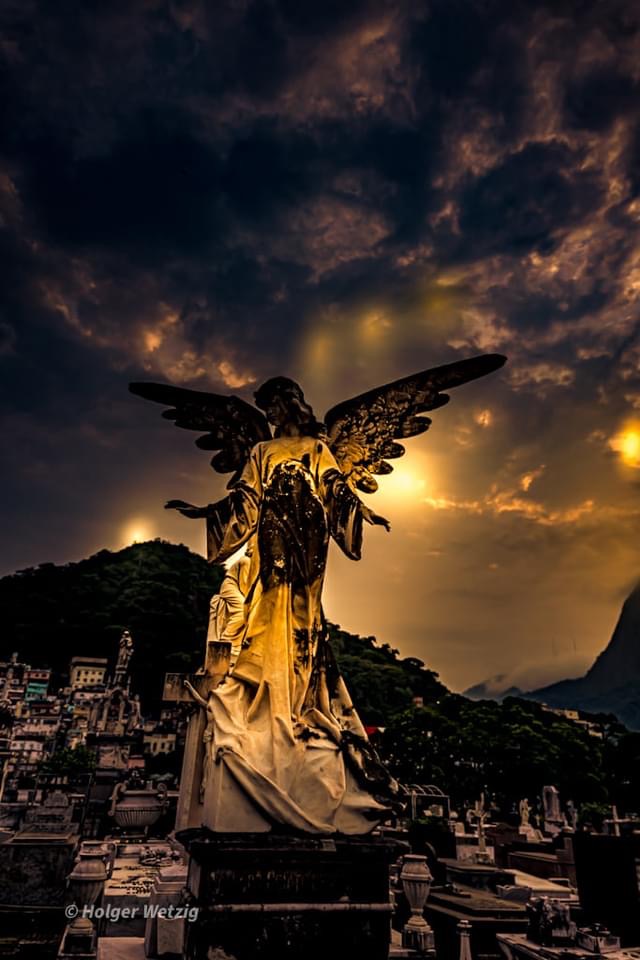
[130,354,506,835]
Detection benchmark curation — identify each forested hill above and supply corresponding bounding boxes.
[0,541,222,709]
[0,540,446,718]
[3,541,640,812]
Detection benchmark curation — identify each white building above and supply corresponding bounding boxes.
[69,657,108,689]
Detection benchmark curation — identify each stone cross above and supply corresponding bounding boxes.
[467,794,491,863]
[606,805,624,837]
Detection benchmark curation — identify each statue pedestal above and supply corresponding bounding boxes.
[177,829,405,960]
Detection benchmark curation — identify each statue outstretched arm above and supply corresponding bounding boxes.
[165,499,220,519]
[360,503,391,531]
[165,447,261,566]
[206,446,263,564]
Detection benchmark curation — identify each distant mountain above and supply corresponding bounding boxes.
[464,677,524,701]
[525,581,640,730]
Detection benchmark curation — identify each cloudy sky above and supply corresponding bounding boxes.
[2,0,640,693]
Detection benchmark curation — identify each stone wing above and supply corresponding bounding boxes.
[324,354,506,492]
[129,381,271,485]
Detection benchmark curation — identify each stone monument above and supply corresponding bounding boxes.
[518,797,541,842]
[565,799,578,831]
[542,785,565,836]
[131,353,506,960]
[467,793,493,864]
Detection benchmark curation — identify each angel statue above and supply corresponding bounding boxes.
[130,353,505,834]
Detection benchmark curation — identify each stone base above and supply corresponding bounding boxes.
[518,825,543,843]
[97,936,145,959]
[177,828,406,960]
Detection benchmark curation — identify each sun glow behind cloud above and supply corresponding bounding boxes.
[609,423,640,469]
[122,520,151,545]
[366,458,430,513]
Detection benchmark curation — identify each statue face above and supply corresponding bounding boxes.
[264,395,289,429]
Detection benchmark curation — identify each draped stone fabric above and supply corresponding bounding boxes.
[203,436,394,834]
[207,555,252,664]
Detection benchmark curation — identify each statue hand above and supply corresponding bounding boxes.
[371,513,391,532]
[165,499,207,519]
[361,505,391,532]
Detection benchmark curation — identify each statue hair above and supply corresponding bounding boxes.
[254,377,325,438]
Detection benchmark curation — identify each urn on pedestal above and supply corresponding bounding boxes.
[108,776,168,838]
[400,853,436,955]
[58,848,108,959]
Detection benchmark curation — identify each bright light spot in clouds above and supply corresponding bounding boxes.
[377,462,428,502]
[359,310,391,343]
[122,520,151,545]
[144,329,163,353]
[508,362,575,391]
[474,409,493,428]
[609,423,640,468]
[520,465,545,492]
[217,360,256,389]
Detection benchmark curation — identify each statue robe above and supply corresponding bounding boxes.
[203,435,394,834]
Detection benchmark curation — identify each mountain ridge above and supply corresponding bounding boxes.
[465,580,640,729]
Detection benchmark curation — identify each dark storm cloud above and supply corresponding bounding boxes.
[0,0,637,411]
[458,142,603,256]
[2,0,640,688]
[25,110,224,257]
[565,65,639,132]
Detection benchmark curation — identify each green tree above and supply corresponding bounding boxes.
[42,745,96,775]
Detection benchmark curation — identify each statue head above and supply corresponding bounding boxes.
[254,377,324,438]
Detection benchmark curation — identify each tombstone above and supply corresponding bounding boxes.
[542,786,565,836]
[144,863,189,958]
[0,791,79,915]
[19,789,78,836]
[178,831,402,960]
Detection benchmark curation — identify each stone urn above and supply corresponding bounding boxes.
[109,780,168,836]
[62,847,109,953]
[69,848,108,912]
[400,854,435,955]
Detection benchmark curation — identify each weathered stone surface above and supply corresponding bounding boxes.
[97,936,146,959]
[156,915,185,956]
[0,835,78,906]
[178,829,405,960]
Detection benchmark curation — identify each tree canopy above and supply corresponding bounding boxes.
[0,540,222,711]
